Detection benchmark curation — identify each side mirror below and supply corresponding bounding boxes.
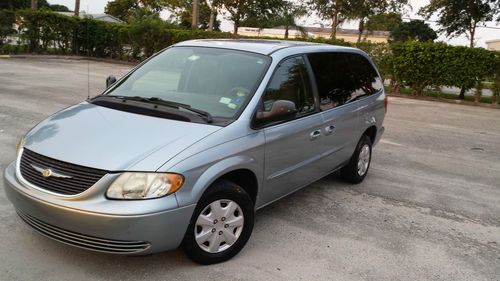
[255,100,297,124]
[106,75,117,88]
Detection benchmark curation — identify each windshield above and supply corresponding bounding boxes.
[106,47,271,119]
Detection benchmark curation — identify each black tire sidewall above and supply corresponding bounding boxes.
[341,135,372,183]
[182,180,254,265]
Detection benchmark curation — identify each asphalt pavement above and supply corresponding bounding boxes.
[0,57,499,281]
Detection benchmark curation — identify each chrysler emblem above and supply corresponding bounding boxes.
[30,164,72,179]
[41,168,52,178]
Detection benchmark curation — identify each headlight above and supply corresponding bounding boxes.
[106,172,184,200]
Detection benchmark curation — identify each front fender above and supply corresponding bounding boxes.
[164,132,265,208]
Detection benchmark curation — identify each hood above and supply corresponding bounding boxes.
[24,102,221,171]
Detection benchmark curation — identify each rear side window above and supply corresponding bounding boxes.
[262,56,316,118]
[307,52,383,110]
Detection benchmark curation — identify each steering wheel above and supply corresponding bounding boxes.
[225,87,250,98]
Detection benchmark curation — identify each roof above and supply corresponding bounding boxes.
[175,39,335,55]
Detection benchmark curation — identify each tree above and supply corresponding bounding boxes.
[164,0,220,29]
[192,0,199,29]
[391,20,438,42]
[365,12,402,32]
[31,0,37,9]
[105,0,140,21]
[0,0,49,10]
[268,2,307,39]
[419,0,495,48]
[49,4,70,12]
[217,0,284,35]
[74,0,80,16]
[344,0,409,43]
[308,0,347,39]
[105,0,163,22]
[205,0,221,31]
[344,0,383,42]
[0,10,16,45]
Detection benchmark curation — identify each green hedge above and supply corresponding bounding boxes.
[381,41,499,97]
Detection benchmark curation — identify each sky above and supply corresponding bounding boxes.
[48,0,499,48]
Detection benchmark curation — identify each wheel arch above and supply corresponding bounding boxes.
[174,155,262,208]
[363,125,377,144]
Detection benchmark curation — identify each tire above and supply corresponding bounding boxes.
[182,180,254,265]
[340,134,372,184]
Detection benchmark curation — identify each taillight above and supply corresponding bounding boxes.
[384,95,388,113]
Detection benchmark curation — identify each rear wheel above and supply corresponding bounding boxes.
[182,180,254,264]
[341,135,372,184]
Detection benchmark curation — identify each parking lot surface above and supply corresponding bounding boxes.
[0,58,499,281]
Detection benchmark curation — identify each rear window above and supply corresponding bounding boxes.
[307,52,383,110]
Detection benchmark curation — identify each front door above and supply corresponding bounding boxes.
[261,56,324,201]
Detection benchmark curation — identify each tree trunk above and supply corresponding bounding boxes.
[31,0,37,9]
[192,0,199,30]
[389,77,400,95]
[74,0,80,17]
[284,26,289,39]
[331,12,338,39]
[208,9,215,31]
[357,19,365,43]
[233,18,239,35]
[469,22,476,48]
[459,85,466,100]
[474,82,483,104]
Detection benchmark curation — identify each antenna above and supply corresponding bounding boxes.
[86,4,90,100]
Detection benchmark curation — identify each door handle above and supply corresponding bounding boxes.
[310,130,321,141]
[324,125,336,135]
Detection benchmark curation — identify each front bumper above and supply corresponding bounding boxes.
[3,161,196,255]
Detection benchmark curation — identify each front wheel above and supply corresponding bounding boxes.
[182,180,254,264]
[341,135,372,184]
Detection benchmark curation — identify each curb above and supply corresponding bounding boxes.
[387,93,499,109]
[3,54,137,66]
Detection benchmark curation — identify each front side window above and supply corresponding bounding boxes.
[261,56,316,119]
[307,52,383,110]
[105,47,271,119]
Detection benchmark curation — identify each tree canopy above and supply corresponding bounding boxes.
[419,0,496,47]
[163,0,220,30]
[366,13,402,32]
[0,0,50,10]
[391,20,438,42]
[308,0,409,40]
[215,0,284,34]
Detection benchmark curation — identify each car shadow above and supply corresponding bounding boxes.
[15,172,349,273]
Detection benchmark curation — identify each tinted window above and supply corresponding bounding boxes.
[307,52,383,110]
[262,56,316,118]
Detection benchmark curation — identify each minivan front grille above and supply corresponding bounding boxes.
[17,211,150,254]
[19,149,108,195]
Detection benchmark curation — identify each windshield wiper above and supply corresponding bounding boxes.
[94,95,213,123]
[147,97,213,123]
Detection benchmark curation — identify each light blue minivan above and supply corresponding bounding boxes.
[4,39,386,264]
